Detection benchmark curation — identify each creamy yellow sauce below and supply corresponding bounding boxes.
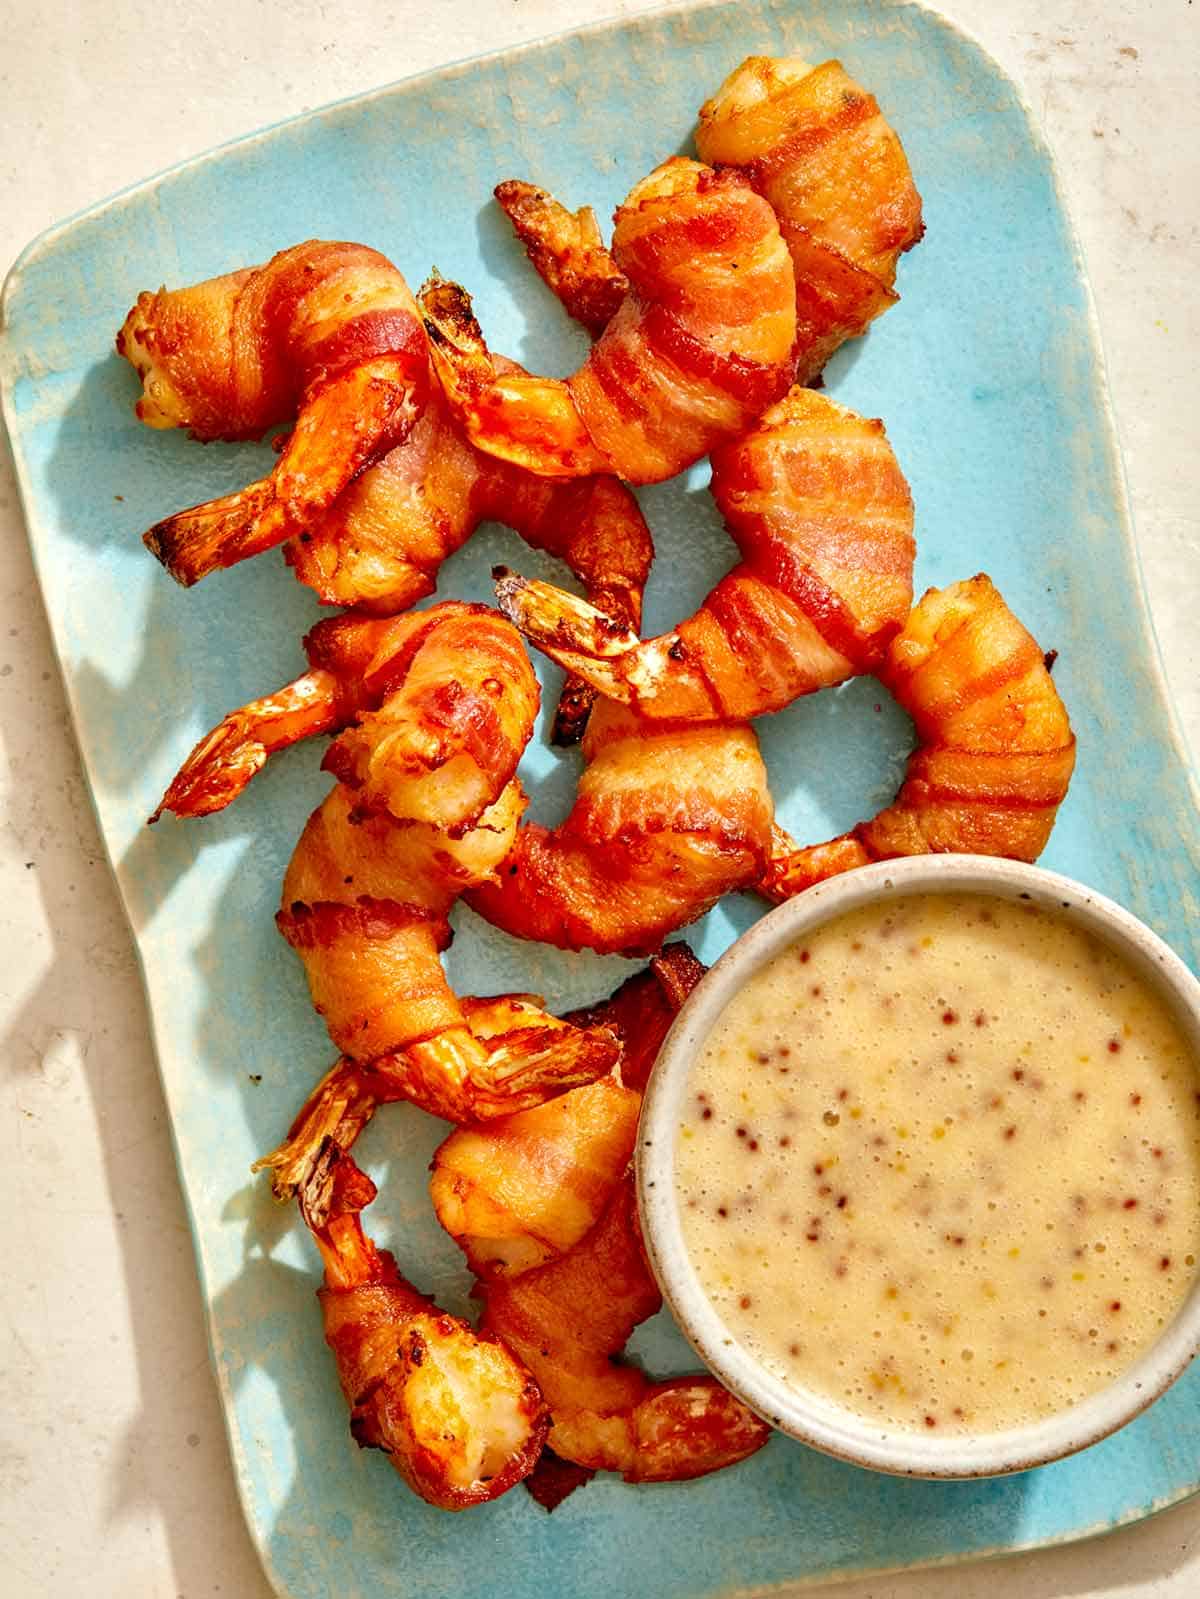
[676,893,1200,1434]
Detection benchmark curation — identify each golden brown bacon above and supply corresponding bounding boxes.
[697,55,924,381]
[117,240,429,585]
[761,576,1077,899]
[480,1177,770,1485]
[307,1154,548,1510]
[423,158,796,484]
[495,387,915,723]
[169,603,622,1127]
[285,362,651,624]
[276,796,618,1125]
[464,702,774,956]
[435,950,770,1494]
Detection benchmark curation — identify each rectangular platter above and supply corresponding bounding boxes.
[4,0,1200,1594]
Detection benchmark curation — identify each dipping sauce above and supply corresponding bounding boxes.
[676,892,1200,1435]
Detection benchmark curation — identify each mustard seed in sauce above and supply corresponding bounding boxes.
[675,891,1200,1435]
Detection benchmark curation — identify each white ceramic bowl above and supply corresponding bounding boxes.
[637,855,1200,1478]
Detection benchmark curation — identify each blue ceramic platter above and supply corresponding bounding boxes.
[4,1,1200,1594]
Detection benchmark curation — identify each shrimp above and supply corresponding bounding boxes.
[435,949,770,1494]
[430,945,705,1281]
[256,993,617,1214]
[278,793,618,1128]
[284,364,653,744]
[158,603,618,1122]
[759,576,1077,899]
[696,55,924,381]
[480,1175,770,1485]
[303,1151,548,1510]
[117,240,429,586]
[464,701,774,956]
[421,157,797,484]
[152,602,539,829]
[494,386,915,723]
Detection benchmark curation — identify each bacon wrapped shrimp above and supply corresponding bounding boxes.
[423,157,797,484]
[117,241,429,584]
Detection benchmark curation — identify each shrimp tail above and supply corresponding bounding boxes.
[493,180,628,336]
[151,667,342,821]
[251,1056,379,1220]
[144,476,276,586]
[480,1177,770,1484]
[492,566,644,705]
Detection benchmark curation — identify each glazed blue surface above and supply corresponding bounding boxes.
[3,1,1200,1594]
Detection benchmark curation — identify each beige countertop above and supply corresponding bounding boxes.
[1,1,1197,1594]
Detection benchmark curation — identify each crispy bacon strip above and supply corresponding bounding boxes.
[481,1177,770,1484]
[430,948,704,1282]
[760,576,1077,898]
[465,702,774,955]
[154,603,538,831]
[697,55,923,382]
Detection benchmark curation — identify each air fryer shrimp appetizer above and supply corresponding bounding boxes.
[495,387,915,723]
[422,157,797,484]
[286,362,653,744]
[303,1151,548,1510]
[436,949,770,1496]
[696,54,924,380]
[117,241,429,584]
[760,576,1077,899]
[152,602,539,826]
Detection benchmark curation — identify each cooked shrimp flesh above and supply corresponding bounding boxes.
[305,1153,548,1510]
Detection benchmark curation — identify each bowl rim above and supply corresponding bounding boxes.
[636,854,1200,1479]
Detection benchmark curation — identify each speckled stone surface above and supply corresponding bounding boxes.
[0,3,1197,1596]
